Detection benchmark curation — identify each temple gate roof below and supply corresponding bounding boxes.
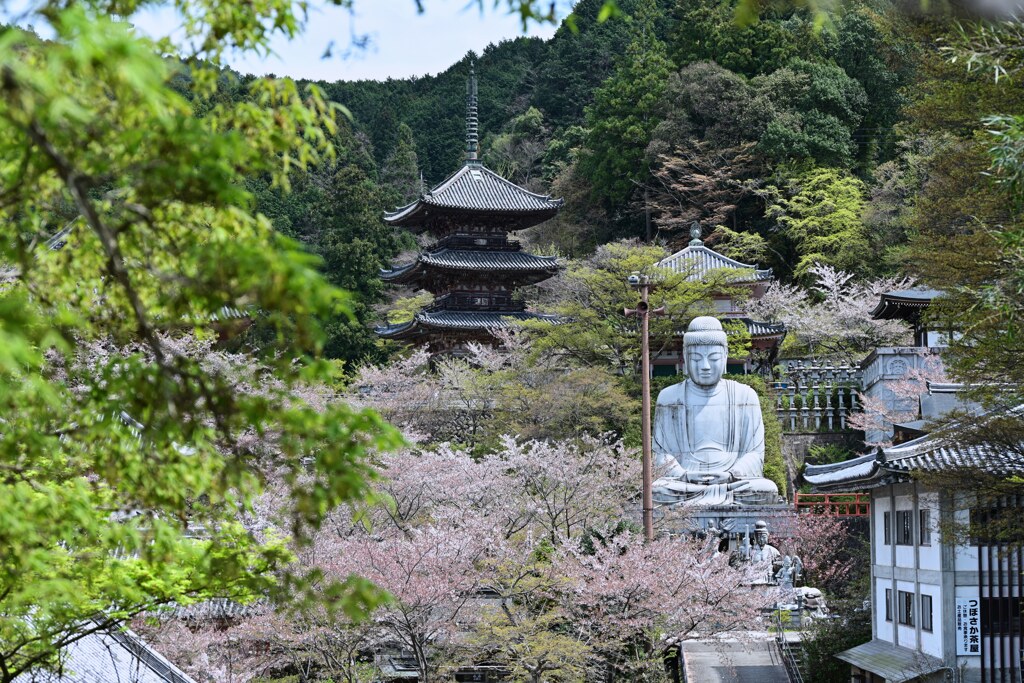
[870,288,944,322]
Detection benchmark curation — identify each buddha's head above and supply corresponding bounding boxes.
[684,316,727,388]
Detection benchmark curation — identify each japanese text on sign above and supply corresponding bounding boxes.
[956,598,981,656]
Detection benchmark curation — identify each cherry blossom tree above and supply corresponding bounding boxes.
[350,333,633,449]
[142,428,777,683]
[488,436,641,544]
[322,522,494,683]
[846,355,948,447]
[368,443,530,538]
[774,512,865,598]
[554,534,774,680]
[750,263,914,363]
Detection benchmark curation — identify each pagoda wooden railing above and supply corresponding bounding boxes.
[794,493,870,517]
[434,233,521,251]
[426,292,526,311]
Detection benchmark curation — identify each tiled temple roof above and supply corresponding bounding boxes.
[870,288,943,321]
[381,249,558,283]
[657,244,772,283]
[376,310,558,339]
[15,626,197,683]
[743,319,787,338]
[803,453,885,490]
[385,163,563,227]
[805,405,1024,491]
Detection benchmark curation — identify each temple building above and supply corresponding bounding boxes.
[805,411,1024,683]
[871,289,947,348]
[861,288,951,444]
[376,66,562,354]
[652,222,786,375]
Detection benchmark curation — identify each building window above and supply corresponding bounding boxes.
[883,511,891,545]
[919,509,931,546]
[896,510,913,545]
[921,594,933,632]
[898,590,915,626]
[971,506,1009,545]
[981,596,1022,635]
[885,589,892,621]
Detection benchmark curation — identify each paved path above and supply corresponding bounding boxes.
[682,638,791,683]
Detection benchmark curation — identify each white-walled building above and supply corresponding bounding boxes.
[805,426,1024,683]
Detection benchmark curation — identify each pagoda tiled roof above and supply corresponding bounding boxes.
[657,244,772,283]
[381,249,559,283]
[376,309,558,339]
[385,162,563,226]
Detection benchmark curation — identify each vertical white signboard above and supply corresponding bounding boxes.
[956,598,982,656]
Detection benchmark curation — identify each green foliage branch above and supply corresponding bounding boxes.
[0,4,407,680]
[520,240,740,376]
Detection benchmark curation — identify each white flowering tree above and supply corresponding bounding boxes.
[750,263,915,363]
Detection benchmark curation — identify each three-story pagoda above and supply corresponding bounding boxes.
[376,66,563,353]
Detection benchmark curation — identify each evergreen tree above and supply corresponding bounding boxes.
[766,166,871,279]
[252,127,401,366]
[670,1,825,77]
[578,0,673,210]
[381,122,421,206]
[753,59,868,168]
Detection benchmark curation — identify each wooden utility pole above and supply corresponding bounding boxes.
[627,272,662,542]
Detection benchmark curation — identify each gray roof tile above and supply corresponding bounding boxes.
[835,639,944,683]
[657,245,772,283]
[742,319,787,337]
[377,310,558,338]
[805,404,1024,490]
[385,163,562,224]
[381,249,558,281]
[15,627,196,683]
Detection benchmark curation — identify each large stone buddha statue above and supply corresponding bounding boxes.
[652,317,780,506]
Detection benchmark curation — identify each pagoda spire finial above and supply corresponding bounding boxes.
[689,221,703,247]
[466,61,479,163]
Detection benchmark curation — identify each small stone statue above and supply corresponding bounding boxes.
[729,524,752,568]
[794,586,828,618]
[750,520,781,568]
[775,556,795,588]
[652,317,780,506]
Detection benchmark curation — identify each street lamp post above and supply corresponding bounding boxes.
[626,272,662,542]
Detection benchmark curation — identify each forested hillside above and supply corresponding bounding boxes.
[211,0,1018,372]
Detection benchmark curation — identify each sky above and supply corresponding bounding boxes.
[130,1,561,82]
